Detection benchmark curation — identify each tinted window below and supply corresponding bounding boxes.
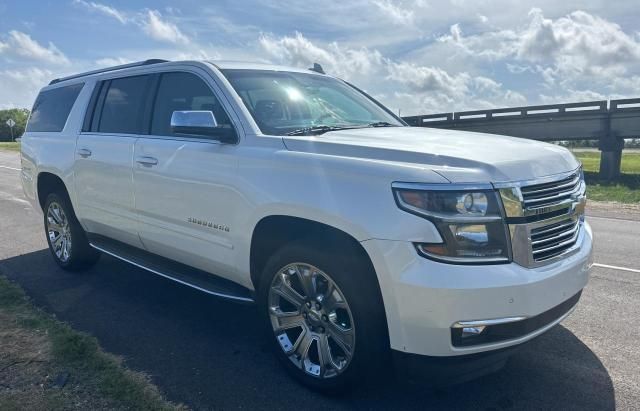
[98,75,150,134]
[27,83,84,132]
[151,72,231,137]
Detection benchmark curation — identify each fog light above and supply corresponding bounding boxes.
[461,326,486,337]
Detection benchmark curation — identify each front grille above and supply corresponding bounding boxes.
[531,218,581,262]
[520,172,581,210]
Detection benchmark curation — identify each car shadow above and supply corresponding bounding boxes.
[0,249,615,410]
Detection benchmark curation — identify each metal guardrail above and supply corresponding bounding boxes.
[403,98,640,179]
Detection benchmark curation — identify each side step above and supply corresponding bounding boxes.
[88,234,254,304]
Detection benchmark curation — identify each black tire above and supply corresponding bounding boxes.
[258,238,390,392]
[43,192,100,271]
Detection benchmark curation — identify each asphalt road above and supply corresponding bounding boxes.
[1,149,638,410]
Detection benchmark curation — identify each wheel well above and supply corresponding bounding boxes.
[37,172,68,210]
[250,216,376,290]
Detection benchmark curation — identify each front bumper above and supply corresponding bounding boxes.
[361,221,593,357]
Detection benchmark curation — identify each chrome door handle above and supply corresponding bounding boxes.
[136,156,158,166]
[77,148,92,158]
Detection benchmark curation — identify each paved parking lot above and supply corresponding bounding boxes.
[0,149,638,410]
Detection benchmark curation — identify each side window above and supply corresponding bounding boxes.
[98,75,150,134]
[151,72,231,137]
[27,83,84,132]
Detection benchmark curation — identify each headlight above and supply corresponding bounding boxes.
[393,183,511,264]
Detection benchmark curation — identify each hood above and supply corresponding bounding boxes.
[282,126,579,183]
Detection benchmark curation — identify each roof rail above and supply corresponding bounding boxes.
[48,59,169,85]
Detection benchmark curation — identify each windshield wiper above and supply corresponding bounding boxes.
[286,125,359,136]
[286,122,397,136]
[367,121,396,127]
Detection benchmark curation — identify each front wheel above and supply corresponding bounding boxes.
[258,240,389,392]
[44,192,100,271]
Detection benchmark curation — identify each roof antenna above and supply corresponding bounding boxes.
[309,63,325,74]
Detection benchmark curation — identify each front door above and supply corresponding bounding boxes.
[133,70,243,284]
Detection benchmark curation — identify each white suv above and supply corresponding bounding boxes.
[21,59,593,391]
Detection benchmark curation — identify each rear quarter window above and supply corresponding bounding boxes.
[26,83,84,132]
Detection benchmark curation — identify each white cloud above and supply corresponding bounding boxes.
[95,57,131,67]
[439,9,640,79]
[143,10,189,44]
[3,3,640,113]
[387,62,470,96]
[0,31,69,65]
[259,31,525,114]
[373,0,415,25]
[0,67,53,109]
[259,32,385,80]
[73,0,127,24]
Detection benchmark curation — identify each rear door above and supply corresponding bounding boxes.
[133,70,244,284]
[74,75,153,247]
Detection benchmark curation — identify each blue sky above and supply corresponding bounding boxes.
[1,1,639,115]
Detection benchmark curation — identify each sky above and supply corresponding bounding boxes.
[1,0,640,116]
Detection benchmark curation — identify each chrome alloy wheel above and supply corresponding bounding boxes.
[268,263,356,379]
[46,201,72,263]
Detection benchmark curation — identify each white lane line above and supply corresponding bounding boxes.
[0,165,20,171]
[0,191,31,206]
[594,263,640,274]
[587,215,640,223]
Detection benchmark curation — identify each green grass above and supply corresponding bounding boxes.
[573,151,640,203]
[0,275,184,411]
[0,141,20,151]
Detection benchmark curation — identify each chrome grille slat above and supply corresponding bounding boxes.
[531,222,579,247]
[520,175,580,197]
[523,183,580,206]
[520,172,582,209]
[532,230,579,258]
[530,218,581,262]
[529,220,576,238]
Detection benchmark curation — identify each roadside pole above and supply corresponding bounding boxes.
[6,118,16,142]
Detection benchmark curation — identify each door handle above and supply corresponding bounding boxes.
[77,148,92,158]
[136,156,158,166]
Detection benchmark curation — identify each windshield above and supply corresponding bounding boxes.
[221,69,404,136]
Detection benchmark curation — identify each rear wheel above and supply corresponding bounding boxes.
[44,192,100,271]
[258,240,389,392]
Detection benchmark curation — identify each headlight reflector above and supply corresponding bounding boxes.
[393,184,510,264]
[456,193,488,216]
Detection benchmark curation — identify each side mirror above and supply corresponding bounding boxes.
[170,110,237,143]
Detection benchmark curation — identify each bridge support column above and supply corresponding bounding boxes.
[598,133,624,180]
[599,150,622,180]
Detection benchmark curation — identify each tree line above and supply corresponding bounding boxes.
[0,108,30,141]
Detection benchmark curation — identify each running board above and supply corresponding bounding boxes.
[88,234,254,304]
